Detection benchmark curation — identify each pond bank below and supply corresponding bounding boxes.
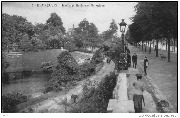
[18,62,115,113]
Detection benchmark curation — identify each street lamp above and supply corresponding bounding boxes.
[119,19,127,52]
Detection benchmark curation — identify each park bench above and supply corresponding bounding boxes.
[160,54,166,59]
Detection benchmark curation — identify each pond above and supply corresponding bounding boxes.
[2,49,93,98]
[2,72,51,98]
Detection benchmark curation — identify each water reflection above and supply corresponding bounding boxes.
[2,72,51,98]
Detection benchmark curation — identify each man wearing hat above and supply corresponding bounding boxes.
[132,53,137,69]
[133,74,145,113]
[144,56,149,75]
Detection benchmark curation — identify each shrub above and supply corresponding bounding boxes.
[57,51,79,71]
[78,62,96,78]
[2,53,10,85]
[2,72,9,85]
[64,42,78,52]
[90,49,104,64]
[46,51,80,92]
[69,72,117,113]
[2,92,28,113]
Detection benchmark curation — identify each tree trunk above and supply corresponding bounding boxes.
[145,41,147,52]
[153,40,154,47]
[148,41,149,47]
[173,38,176,52]
[142,41,143,50]
[156,40,158,57]
[168,38,170,62]
[165,38,167,51]
[149,41,151,54]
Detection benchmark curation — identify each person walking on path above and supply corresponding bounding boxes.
[144,56,149,75]
[132,53,137,69]
[133,74,146,113]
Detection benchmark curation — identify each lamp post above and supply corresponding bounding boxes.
[119,19,127,52]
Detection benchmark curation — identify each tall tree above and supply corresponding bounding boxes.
[46,12,66,34]
[102,19,118,41]
[129,2,177,61]
[2,13,35,50]
[74,18,99,49]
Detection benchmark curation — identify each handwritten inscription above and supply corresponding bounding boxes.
[31,3,105,8]
[62,4,105,8]
[32,4,57,7]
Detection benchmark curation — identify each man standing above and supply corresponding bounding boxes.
[144,56,149,75]
[132,53,137,69]
[133,74,145,113]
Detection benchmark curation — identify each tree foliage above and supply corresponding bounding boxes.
[102,19,118,41]
[2,13,34,50]
[129,2,177,43]
[2,12,67,51]
[47,51,79,91]
[73,19,99,49]
[46,12,66,34]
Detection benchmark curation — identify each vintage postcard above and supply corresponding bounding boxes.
[1,1,178,117]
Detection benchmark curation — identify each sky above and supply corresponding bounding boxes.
[2,2,137,35]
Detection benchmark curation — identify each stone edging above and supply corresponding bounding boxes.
[137,62,176,113]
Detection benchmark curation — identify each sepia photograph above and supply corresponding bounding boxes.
[1,1,178,115]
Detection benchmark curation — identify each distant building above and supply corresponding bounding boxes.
[67,28,74,35]
[67,24,77,36]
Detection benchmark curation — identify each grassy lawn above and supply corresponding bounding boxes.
[5,49,92,72]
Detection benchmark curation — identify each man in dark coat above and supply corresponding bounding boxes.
[143,56,149,75]
[132,53,137,69]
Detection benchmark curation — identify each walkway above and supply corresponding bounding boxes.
[107,68,157,113]
[129,44,177,112]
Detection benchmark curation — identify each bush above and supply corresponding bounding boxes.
[2,72,9,85]
[69,72,117,113]
[78,63,96,78]
[57,51,79,71]
[45,51,80,92]
[64,42,78,52]
[2,92,28,113]
[90,49,104,64]
[2,53,10,85]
